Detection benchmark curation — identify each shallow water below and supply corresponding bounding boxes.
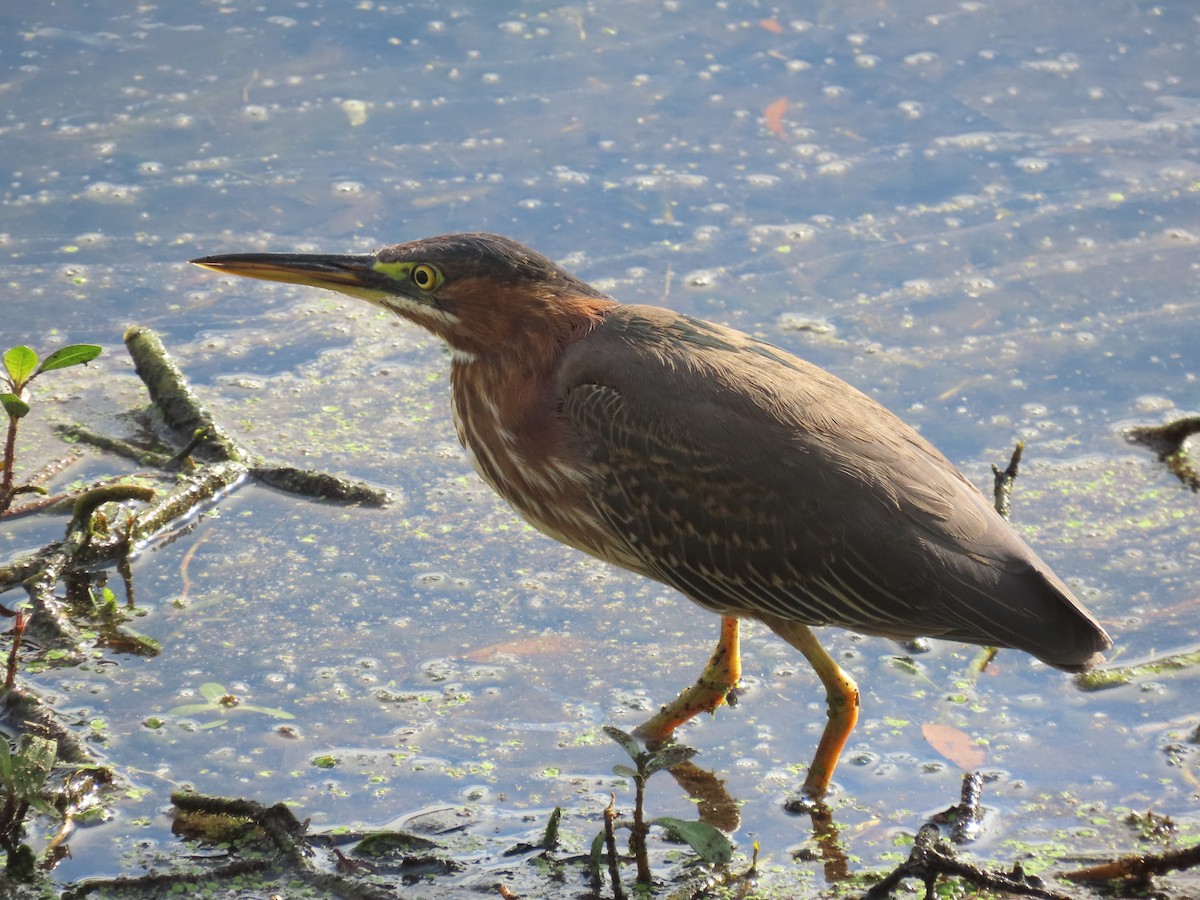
[2,1,1198,896]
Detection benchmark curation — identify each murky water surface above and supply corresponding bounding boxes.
[2,1,1197,896]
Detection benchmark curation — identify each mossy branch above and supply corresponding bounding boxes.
[124,326,247,464]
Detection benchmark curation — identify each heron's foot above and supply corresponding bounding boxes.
[634,616,742,744]
[800,676,860,799]
[751,614,861,800]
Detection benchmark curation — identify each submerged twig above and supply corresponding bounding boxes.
[251,464,391,507]
[68,484,158,534]
[865,823,1073,900]
[130,460,246,541]
[172,790,307,852]
[77,790,397,899]
[6,326,394,670]
[57,424,176,469]
[1064,838,1200,883]
[124,326,389,505]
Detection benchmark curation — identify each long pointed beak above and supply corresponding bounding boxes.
[189,252,398,299]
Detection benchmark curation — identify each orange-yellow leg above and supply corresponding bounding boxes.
[760,615,860,798]
[634,615,742,743]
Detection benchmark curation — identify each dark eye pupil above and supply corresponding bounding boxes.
[414,268,429,286]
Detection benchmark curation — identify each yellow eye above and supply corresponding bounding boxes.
[411,264,440,291]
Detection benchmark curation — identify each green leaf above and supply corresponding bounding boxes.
[238,704,296,720]
[199,682,228,702]
[588,830,607,880]
[602,725,642,762]
[1,392,30,419]
[37,343,102,374]
[167,702,219,716]
[9,736,58,813]
[643,744,697,776]
[3,345,38,388]
[652,816,734,865]
[611,764,640,781]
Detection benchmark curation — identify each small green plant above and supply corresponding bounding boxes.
[166,682,296,728]
[0,735,59,878]
[1,343,102,516]
[591,726,733,893]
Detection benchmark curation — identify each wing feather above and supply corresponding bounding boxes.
[557,306,1109,669]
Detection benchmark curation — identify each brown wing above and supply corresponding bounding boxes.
[558,305,1110,670]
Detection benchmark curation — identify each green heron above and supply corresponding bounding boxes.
[192,233,1111,797]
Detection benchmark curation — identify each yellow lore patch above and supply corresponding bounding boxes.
[372,260,443,292]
